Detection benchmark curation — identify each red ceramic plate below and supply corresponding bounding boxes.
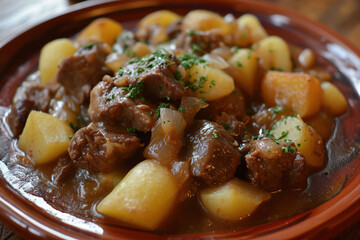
[0,0,359,239]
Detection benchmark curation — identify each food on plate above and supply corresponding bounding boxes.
[4,10,348,233]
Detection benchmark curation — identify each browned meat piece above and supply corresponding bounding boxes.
[51,153,76,185]
[89,79,157,132]
[200,89,248,122]
[68,122,142,173]
[213,112,246,140]
[56,43,112,104]
[185,120,241,186]
[176,30,224,55]
[113,49,186,100]
[8,85,51,137]
[245,138,308,192]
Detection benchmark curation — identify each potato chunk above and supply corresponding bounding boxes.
[321,82,348,116]
[97,160,179,230]
[199,178,270,221]
[18,111,74,165]
[255,36,292,72]
[229,49,260,98]
[182,10,230,35]
[271,115,325,168]
[261,71,322,118]
[75,18,123,46]
[187,64,235,101]
[237,14,268,44]
[39,38,76,85]
[139,10,181,29]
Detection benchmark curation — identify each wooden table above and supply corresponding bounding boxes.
[0,0,359,239]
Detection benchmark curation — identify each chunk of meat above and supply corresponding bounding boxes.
[56,43,112,104]
[8,85,52,137]
[200,89,248,122]
[68,122,142,173]
[113,49,186,100]
[51,153,76,185]
[245,138,308,192]
[176,30,224,55]
[89,79,157,132]
[185,120,241,186]
[213,112,246,140]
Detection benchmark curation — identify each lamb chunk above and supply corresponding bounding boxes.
[245,138,308,192]
[8,85,51,137]
[113,49,186,100]
[201,89,247,122]
[213,112,246,140]
[68,122,142,173]
[51,154,76,185]
[89,80,157,132]
[185,120,241,186]
[176,30,224,55]
[56,43,112,104]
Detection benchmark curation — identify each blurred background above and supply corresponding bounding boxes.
[0,0,359,239]
[0,0,359,49]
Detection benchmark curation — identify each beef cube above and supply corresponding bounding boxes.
[185,120,241,186]
[51,153,76,185]
[176,30,224,55]
[68,122,142,173]
[56,43,112,104]
[8,85,51,137]
[245,138,308,192]
[113,49,186,100]
[89,79,157,132]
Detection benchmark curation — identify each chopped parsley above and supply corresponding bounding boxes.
[296,125,301,131]
[178,53,208,70]
[126,127,136,133]
[77,115,83,124]
[187,29,197,36]
[82,42,96,50]
[282,145,295,153]
[272,104,283,114]
[156,103,170,117]
[200,98,206,102]
[178,107,185,112]
[222,123,230,130]
[69,122,78,131]
[106,94,115,100]
[212,133,218,139]
[277,130,289,140]
[236,61,243,67]
[232,46,240,53]
[191,43,207,54]
[69,135,73,140]
[157,86,163,91]
[125,82,144,98]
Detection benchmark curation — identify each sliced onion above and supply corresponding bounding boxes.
[180,96,208,127]
[144,108,186,167]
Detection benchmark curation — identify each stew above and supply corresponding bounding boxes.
[2,9,349,233]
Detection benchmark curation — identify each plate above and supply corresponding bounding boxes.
[0,0,359,239]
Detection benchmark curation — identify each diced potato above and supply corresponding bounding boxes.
[321,82,348,116]
[39,38,76,85]
[187,64,235,101]
[182,10,230,35]
[18,111,74,165]
[97,160,179,230]
[199,178,270,221]
[229,49,260,98]
[105,53,130,73]
[255,36,292,72]
[131,42,152,57]
[237,14,268,43]
[139,10,181,30]
[75,18,123,46]
[261,71,322,118]
[271,115,325,168]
